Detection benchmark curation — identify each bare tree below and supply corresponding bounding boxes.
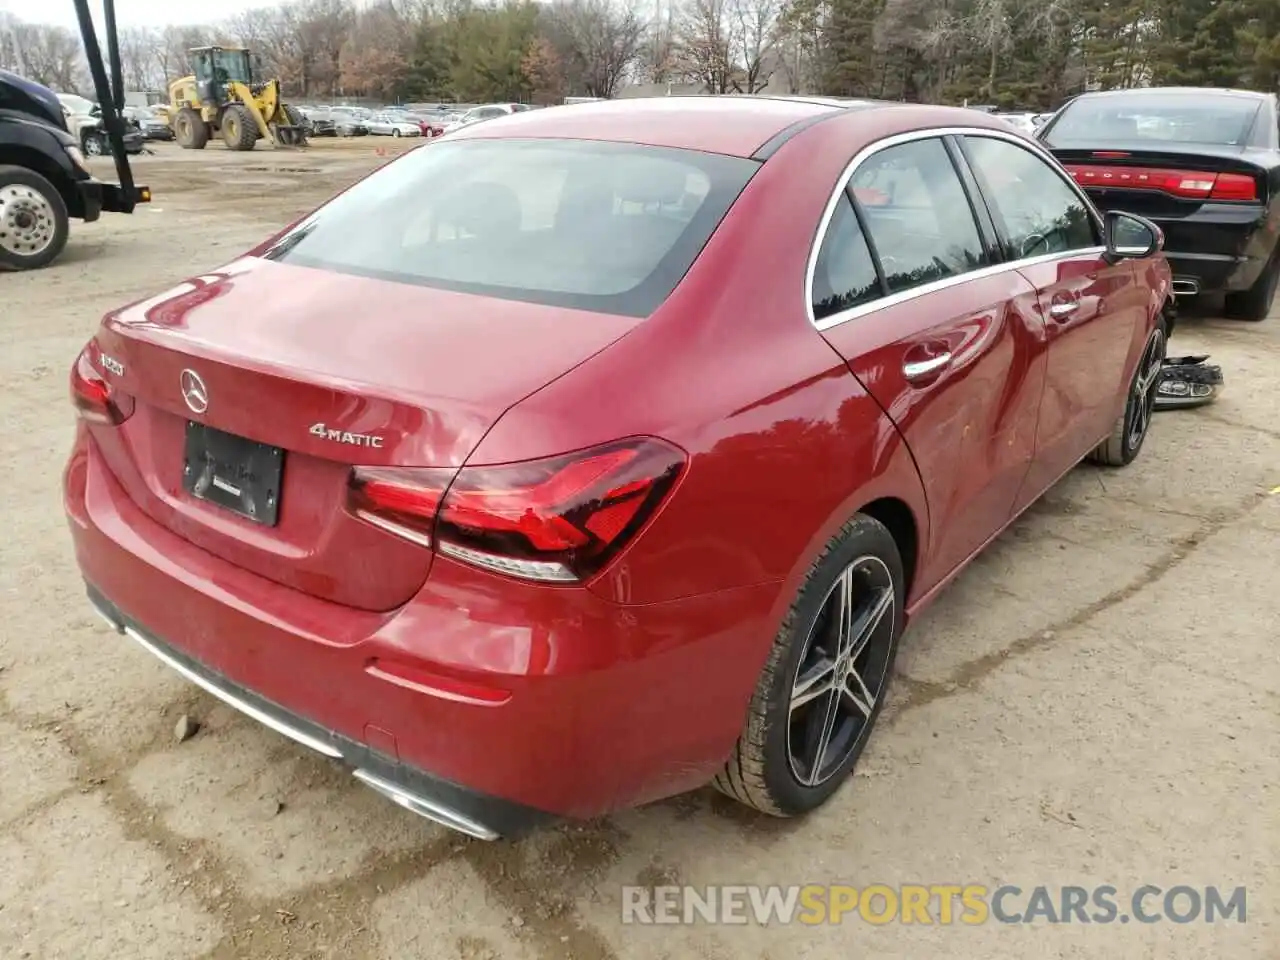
[118,27,162,91]
[5,21,84,91]
[636,4,679,83]
[543,0,646,98]
[731,0,780,92]
[673,0,733,93]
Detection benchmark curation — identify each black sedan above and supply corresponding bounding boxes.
[1038,88,1280,321]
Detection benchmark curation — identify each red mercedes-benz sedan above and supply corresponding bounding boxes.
[65,97,1171,840]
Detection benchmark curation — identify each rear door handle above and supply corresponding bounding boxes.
[903,352,953,381]
[1048,302,1079,320]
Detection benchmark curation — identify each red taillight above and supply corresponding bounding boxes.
[347,438,686,583]
[347,466,453,547]
[1065,164,1259,202]
[1209,173,1258,201]
[69,343,132,425]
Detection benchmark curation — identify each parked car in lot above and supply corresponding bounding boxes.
[56,93,145,156]
[323,107,369,137]
[1038,87,1280,321]
[995,111,1039,134]
[367,113,422,137]
[295,106,336,137]
[440,102,529,134]
[66,97,1170,840]
[123,105,173,141]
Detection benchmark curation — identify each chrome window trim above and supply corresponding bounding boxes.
[812,245,1106,332]
[805,125,1107,333]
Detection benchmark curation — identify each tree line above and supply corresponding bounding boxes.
[1,0,1276,109]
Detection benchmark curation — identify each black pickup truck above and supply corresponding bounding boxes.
[0,68,149,270]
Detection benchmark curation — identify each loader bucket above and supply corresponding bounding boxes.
[272,124,309,147]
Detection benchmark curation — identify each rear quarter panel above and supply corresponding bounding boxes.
[467,112,934,613]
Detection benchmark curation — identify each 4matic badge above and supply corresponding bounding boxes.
[309,422,385,448]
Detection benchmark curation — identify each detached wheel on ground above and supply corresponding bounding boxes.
[174,107,208,150]
[221,105,258,151]
[1223,251,1279,322]
[0,166,70,271]
[714,513,905,816]
[1089,318,1167,466]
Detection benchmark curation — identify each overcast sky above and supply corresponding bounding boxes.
[0,0,267,29]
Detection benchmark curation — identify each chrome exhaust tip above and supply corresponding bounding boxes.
[1171,278,1200,296]
[352,769,500,840]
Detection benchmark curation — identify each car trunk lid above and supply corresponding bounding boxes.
[88,256,641,612]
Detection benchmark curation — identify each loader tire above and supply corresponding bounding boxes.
[174,108,208,150]
[222,105,258,151]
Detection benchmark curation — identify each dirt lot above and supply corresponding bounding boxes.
[1,138,1277,960]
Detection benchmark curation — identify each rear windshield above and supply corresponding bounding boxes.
[1044,95,1262,147]
[264,138,758,316]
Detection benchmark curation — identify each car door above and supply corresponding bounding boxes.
[814,135,1048,593]
[958,133,1146,510]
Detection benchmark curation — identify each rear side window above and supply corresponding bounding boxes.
[1044,94,1263,147]
[265,139,757,317]
[962,136,1098,257]
[849,137,988,295]
[811,195,880,320]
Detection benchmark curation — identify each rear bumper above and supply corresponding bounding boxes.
[1146,204,1273,294]
[64,430,779,833]
[86,584,549,839]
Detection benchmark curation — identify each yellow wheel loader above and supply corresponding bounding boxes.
[168,46,307,151]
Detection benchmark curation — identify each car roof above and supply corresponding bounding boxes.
[450,96,1027,158]
[450,95,873,157]
[1073,87,1272,102]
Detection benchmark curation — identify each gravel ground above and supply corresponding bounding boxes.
[1,138,1277,960]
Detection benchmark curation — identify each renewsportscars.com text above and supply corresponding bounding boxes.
[621,884,1247,926]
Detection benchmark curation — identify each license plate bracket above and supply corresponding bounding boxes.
[183,422,284,526]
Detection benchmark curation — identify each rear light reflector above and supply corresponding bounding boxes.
[69,342,133,425]
[347,438,686,583]
[1065,164,1258,202]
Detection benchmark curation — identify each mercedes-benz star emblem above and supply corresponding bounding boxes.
[180,369,208,414]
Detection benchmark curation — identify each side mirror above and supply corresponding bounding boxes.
[1104,210,1163,262]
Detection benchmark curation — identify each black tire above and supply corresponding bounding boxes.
[221,105,258,151]
[392,128,402,138]
[0,165,70,271]
[1089,316,1168,466]
[713,513,905,817]
[1223,250,1279,322]
[174,108,208,150]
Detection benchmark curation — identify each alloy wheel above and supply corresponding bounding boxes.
[1126,327,1166,450]
[786,555,896,787]
[0,184,57,257]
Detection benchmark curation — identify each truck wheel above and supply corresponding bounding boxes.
[221,105,258,151]
[174,108,208,150]
[0,165,70,271]
[1223,250,1279,322]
